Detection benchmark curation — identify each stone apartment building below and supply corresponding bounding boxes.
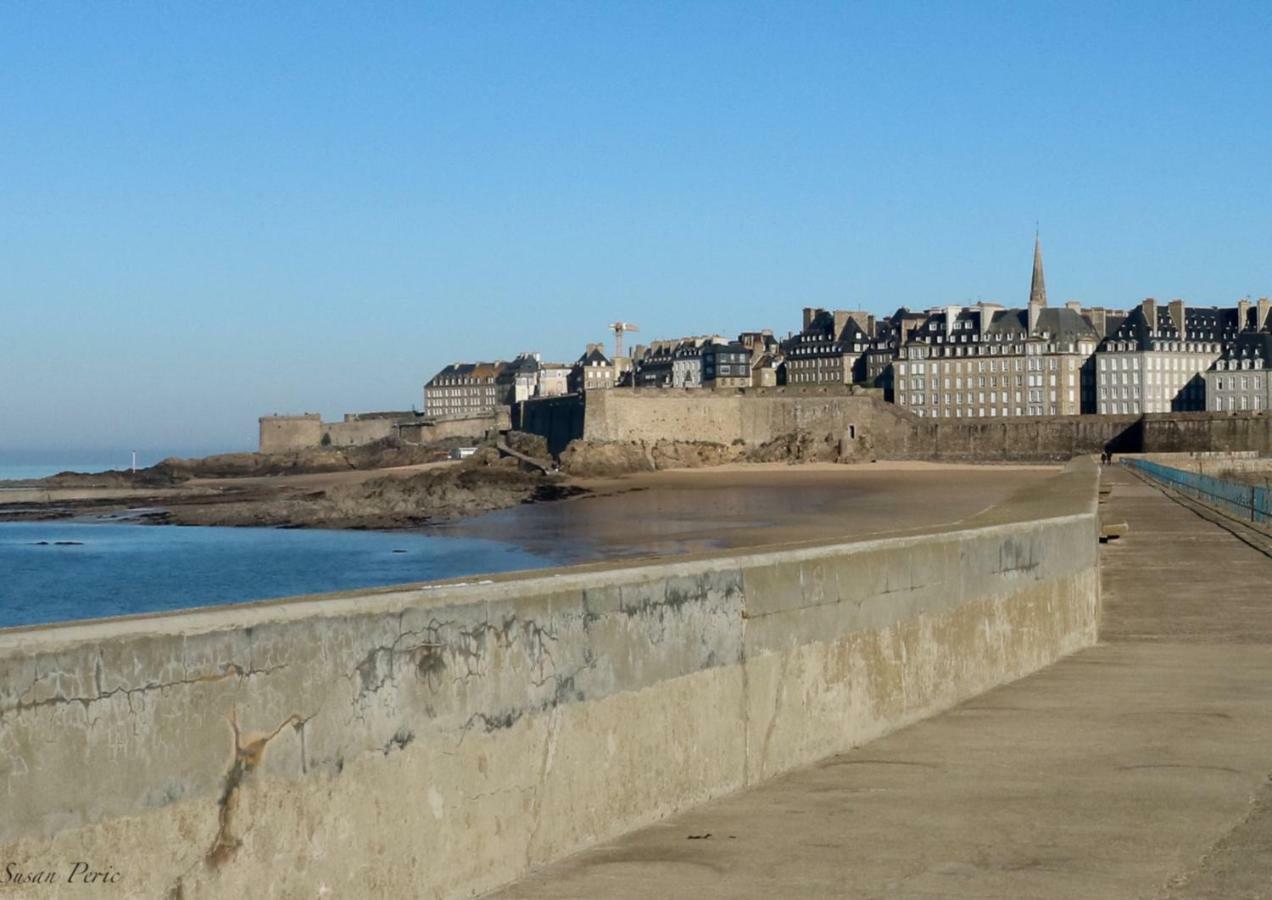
[701,341,751,388]
[671,342,705,388]
[893,238,1101,418]
[536,362,571,398]
[783,308,878,385]
[425,352,572,416]
[751,352,780,387]
[632,343,675,387]
[1205,330,1272,413]
[1094,299,1235,414]
[498,353,543,404]
[424,361,510,417]
[569,345,616,392]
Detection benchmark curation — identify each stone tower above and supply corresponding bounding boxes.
[1030,233,1047,307]
[1028,233,1047,334]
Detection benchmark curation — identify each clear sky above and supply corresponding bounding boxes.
[3,1,1270,460]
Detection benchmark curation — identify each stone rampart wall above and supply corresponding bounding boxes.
[258,415,323,454]
[321,418,398,448]
[517,391,1271,462]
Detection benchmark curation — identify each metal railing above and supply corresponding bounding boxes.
[1122,458,1271,525]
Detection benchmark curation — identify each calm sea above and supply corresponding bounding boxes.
[0,521,554,630]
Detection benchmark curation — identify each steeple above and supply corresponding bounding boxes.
[1029,231,1047,307]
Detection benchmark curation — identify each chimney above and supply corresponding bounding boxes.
[1169,299,1186,339]
[1065,300,1082,312]
[1087,307,1107,337]
[1238,299,1251,332]
[1143,298,1158,334]
[945,306,958,337]
[833,310,850,339]
[1259,298,1272,332]
[802,307,822,332]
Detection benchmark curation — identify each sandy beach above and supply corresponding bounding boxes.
[439,460,1060,558]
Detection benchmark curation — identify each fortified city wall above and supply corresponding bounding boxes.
[257,413,324,453]
[516,390,1272,460]
[259,411,503,453]
[0,459,1100,898]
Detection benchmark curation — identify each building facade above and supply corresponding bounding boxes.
[783,308,877,385]
[569,345,616,392]
[701,342,751,388]
[893,239,1101,419]
[1205,332,1272,412]
[1095,300,1232,414]
[424,362,510,417]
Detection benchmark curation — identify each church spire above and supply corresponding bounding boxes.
[1029,231,1047,307]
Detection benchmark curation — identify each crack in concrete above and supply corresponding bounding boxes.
[756,649,794,782]
[2,662,288,721]
[456,650,597,744]
[524,706,562,871]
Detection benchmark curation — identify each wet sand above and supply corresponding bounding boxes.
[439,461,1059,563]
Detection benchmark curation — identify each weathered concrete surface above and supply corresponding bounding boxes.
[0,460,1098,899]
[497,464,1272,900]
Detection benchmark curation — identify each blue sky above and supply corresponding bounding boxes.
[3,1,1270,458]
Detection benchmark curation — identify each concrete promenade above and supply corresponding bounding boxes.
[498,466,1272,899]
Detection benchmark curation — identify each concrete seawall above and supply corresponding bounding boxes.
[0,459,1100,898]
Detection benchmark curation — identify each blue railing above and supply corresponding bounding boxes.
[1122,458,1271,525]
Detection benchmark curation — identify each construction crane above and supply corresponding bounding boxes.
[608,321,639,359]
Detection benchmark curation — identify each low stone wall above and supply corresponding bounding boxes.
[400,412,504,445]
[320,417,399,448]
[0,460,1100,898]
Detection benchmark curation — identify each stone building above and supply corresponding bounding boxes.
[1094,299,1234,414]
[1205,332,1272,412]
[671,342,704,388]
[424,361,510,417]
[751,352,780,387]
[892,238,1101,418]
[569,345,616,392]
[536,363,571,398]
[633,344,675,387]
[499,353,543,404]
[783,308,877,385]
[702,341,751,389]
[862,318,901,393]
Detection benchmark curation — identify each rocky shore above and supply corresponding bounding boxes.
[2,430,888,531]
[0,436,580,530]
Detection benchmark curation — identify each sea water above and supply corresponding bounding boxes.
[0,521,554,629]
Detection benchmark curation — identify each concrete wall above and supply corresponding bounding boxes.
[0,460,1100,899]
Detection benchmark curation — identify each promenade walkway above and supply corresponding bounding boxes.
[497,466,1272,899]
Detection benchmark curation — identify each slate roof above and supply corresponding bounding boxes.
[576,347,612,366]
[427,361,507,385]
[1218,331,1272,362]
